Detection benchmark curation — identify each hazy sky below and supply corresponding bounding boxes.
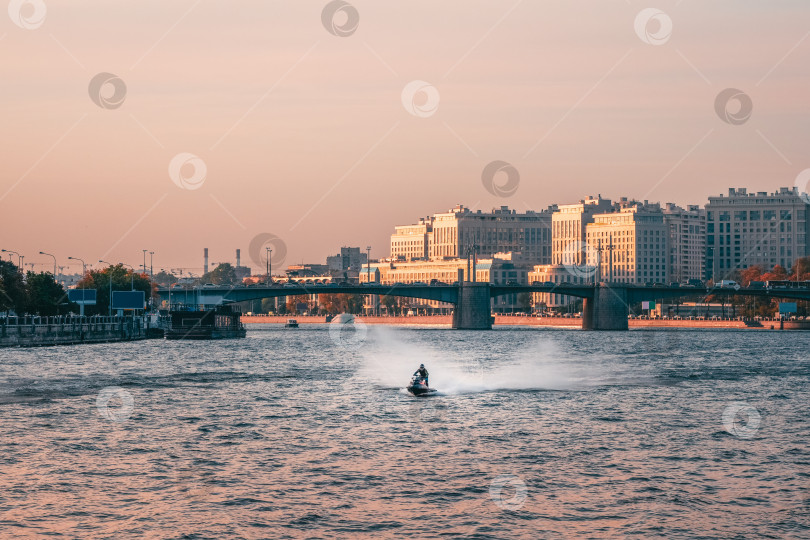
[2,1,810,275]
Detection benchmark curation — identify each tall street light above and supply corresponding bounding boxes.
[149,252,154,277]
[67,256,87,276]
[99,260,115,316]
[265,247,272,284]
[39,251,57,277]
[1,249,22,270]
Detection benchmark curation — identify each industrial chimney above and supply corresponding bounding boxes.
[236,249,241,268]
[204,248,209,274]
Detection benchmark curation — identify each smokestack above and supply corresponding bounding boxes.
[236,249,241,268]
[204,248,209,274]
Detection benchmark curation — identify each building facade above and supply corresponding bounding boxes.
[705,187,810,279]
[552,195,614,266]
[663,203,706,283]
[585,205,669,284]
[390,219,431,261]
[392,205,554,264]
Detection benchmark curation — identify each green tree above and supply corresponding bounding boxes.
[25,272,72,316]
[75,265,154,315]
[517,292,532,313]
[152,270,178,287]
[200,263,237,285]
[0,260,27,314]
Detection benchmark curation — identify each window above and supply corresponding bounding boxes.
[781,210,792,220]
[764,210,776,221]
[750,210,760,221]
[734,211,747,221]
[719,211,730,222]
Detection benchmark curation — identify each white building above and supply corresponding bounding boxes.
[393,205,554,264]
[552,195,614,266]
[585,204,669,284]
[663,203,706,283]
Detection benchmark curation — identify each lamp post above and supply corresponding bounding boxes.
[265,247,272,284]
[1,249,22,271]
[39,251,57,277]
[149,252,154,277]
[99,260,114,316]
[366,246,371,283]
[67,256,87,276]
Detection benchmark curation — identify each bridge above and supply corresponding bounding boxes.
[157,280,810,331]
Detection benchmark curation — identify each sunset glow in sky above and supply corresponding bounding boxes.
[2,1,809,274]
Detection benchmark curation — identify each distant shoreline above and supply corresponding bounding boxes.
[242,315,806,330]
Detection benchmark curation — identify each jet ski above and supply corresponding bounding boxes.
[406,375,438,397]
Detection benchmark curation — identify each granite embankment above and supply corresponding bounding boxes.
[242,315,807,329]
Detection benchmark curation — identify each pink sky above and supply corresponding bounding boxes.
[2,1,809,275]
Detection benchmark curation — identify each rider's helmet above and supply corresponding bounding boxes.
[419,364,425,368]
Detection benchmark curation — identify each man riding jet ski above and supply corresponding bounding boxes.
[407,364,437,396]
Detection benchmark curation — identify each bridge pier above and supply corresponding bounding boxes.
[452,282,493,330]
[582,284,629,330]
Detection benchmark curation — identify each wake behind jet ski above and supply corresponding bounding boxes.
[407,364,438,396]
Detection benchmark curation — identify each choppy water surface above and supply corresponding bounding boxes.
[1,325,808,539]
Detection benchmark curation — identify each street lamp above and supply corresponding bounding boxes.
[265,247,272,284]
[39,251,57,277]
[149,252,154,277]
[99,260,115,316]
[67,256,87,276]
[1,249,22,270]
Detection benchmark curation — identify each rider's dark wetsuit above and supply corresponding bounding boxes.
[413,366,429,386]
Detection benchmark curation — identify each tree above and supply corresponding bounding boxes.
[75,265,155,315]
[25,272,73,316]
[517,292,532,313]
[200,263,236,285]
[0,260,26,314]
[152,271,178,287]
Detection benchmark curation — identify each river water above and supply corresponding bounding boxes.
[1,324,808,539]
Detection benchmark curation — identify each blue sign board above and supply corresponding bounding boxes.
[779,302,797,314]
[112,291,145,310]
[67,289,97,305]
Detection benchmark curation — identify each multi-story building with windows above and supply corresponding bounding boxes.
[585,204,669,284]
[392,205,554,263]
[390,219,431,261]
[663,203,706,283]
[552,195,614,266]
[705,187,810,279]
[362,253,535,313]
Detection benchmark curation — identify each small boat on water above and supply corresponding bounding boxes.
[285,318,299,328]
[165,305,246,340]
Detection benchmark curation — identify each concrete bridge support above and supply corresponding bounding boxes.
[452,282,493,330]
[582,284,629,330]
